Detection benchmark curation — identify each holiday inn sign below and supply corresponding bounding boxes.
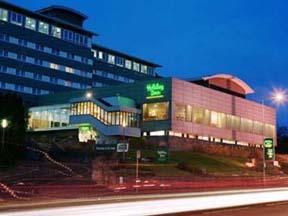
[146,82,165,99]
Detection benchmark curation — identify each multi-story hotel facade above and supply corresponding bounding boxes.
[0,1,276,151]
[0,1,160,104]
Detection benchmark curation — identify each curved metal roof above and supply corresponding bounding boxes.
[36,5,88,20]
[202,73,254,94]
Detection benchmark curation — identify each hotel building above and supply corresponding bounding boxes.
[28,75,276,149]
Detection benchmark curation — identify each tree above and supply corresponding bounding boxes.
[0,93,28,166]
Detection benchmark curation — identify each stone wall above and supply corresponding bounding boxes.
[145,136,262,159]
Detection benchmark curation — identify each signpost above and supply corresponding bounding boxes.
[264,138,274,160]
[146,82,165,99]
[117,143,129,152]
[136,150,141,182]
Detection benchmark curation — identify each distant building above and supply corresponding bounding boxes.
[0,1,160,104]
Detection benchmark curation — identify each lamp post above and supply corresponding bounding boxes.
[262,90,286,179]
[1,119,8,152]
[122,122,127,161]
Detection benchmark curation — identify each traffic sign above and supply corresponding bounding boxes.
[117,143,129,153]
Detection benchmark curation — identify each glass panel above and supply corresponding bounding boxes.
[38,21,49,34]
[143,102,169,121]
[186,105,192,122]
[0,8,8,22]
[25,17,36,30]
[203,109,211,125]
[192,107,204,124]
[51,26,61,38]
[133,62,140,71]
[125,60,132,69]
[175,104,186,121]
[10,12,22,25]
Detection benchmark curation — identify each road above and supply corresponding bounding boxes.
[174,202,288,216]
[3,187,288,216]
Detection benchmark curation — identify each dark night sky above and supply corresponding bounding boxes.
[7,0,288,125]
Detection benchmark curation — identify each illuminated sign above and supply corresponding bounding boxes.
[146,82,165,99]
[156,148,169,162]
[79,124,91,132]
[117,143,129,153]
[264,138,274,160]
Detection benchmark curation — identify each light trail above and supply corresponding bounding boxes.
[3,187,288,216]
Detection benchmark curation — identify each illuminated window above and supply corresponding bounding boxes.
[264,124,275,137]
[108,54,115,64]
[0,8,8,22]
[231,116,240,130]
[143,102,169,121]
[192,107,204,124]
[65,67,74,73]
[51,26,61,38]
[203,109,211,125]
[186,105,192,122]
[240,118,253,133]
[98,51,103,59]
[150,131,165,136]
[25,17,36,30]
[133,62,140,71]
[50,63,59,70]
[125,60,132,69]
[175,104,186,121]
[141,65,147,74]
[38,21,49,34]
[217,113,227,129]
[28,105,70,130]
[253,121,263,134]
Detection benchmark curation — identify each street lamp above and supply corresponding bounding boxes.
[271,90,286,105]
[262,89,287,180]
[1,119,8,151]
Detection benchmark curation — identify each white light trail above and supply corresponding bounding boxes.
[3,187,288,216]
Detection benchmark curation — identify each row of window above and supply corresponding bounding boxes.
[92,49,155,76]
[94,70,134,84]
[0,49,92,79]
[144,130,253,146]
[71,101,139,127]
[0,33,93,65]
[92,82,107,88]
[28,105,70,129]
[0,65,90,90]
[0,8,92,47]
[174,104,275,137]
[0,81,49,95]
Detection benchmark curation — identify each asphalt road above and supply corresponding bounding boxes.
[174,202,288,216]
[3,188,288,216]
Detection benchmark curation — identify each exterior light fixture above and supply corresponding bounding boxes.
[86,92,92,99]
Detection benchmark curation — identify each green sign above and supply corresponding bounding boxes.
[146,82,165,99]
[264,138,274,160]
[156,149,169,162]
[79,124,91,132]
